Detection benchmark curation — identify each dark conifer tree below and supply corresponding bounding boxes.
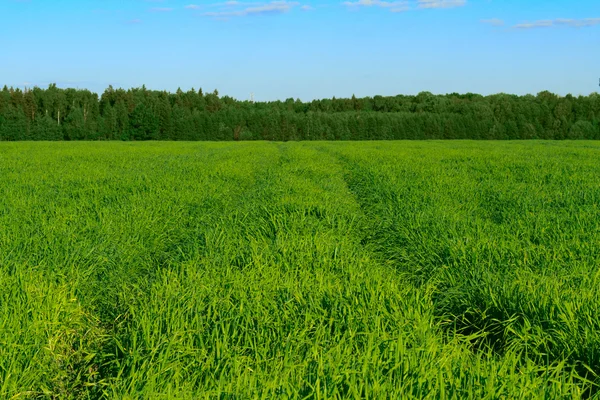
[0,83,599,141]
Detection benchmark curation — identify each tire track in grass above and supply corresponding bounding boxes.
[90,142,284,392]
[1,142,595,398]
[314,144,445,285]
[278,144,596,398]
[97,142,306,396]
[0,142,283,397]
[319,142,600,396]
[105,142,463,398]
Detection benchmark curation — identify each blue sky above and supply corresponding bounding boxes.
[0,0,598,101]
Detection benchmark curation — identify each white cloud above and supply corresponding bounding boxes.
[185,4,201,9]
[555,18,600,27]
[514,18,600,29]
[417,0,465,9]
[202,1,300,17]
[301,4,313,10]
[343,0,410,13]
[343,0,463,13]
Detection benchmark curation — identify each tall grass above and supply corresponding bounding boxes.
[0,141,598,398]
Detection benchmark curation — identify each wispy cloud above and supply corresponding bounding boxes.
[343,0,463,13]
[481,18,504,27]
[301,4,313,10]
[198,1,301,18]
[185,4,201,9]
[342,0,410,13]
[150,7,174,12]
[417,0,465,9]
[127,18,143,24]
[514,18,600,29]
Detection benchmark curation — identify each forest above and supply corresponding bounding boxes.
[0,84,599,141]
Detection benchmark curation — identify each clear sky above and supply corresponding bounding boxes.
[1,0,598,101]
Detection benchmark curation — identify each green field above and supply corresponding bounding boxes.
[1,141,600,399]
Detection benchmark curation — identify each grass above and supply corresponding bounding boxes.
[0,140,599,399]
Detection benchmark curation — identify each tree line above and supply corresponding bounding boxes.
[0,84,599,141]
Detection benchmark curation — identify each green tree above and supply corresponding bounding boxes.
[129,102,159,140]
[115,100,129,140]
[568,120,596,139]
[0,105,27,141]
[100,103,117,140]
[32,113,63,140]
